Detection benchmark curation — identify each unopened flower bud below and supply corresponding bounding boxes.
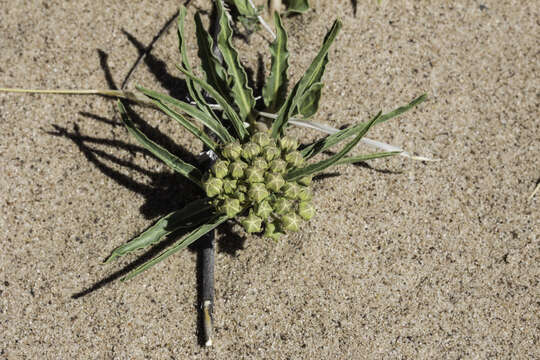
[279,135,298,152]
[297,186,312,201]
[252,157,269,170]
[252,131,272,147]
[235,191,246,204]
[221,198,242,218]
[229,160,247,179]
[242,142,261,160]
[204,177,223,198]
[298,201,315,220]
[242,212,262,233]
[222,142,242,160]
[264,222,284,241]
[248,183,269,203]
[264,145,280,162]
[269,159,287,174]
[212,160,229,178]
[285,151,304,168]
[282,182,300,199]
[281,212,301,232]
[273,198,293,215]
[265,173,285,192]
[245,167,264,183]
[298,175,313,186]
[222,178,237,194]
[256,200,273,219]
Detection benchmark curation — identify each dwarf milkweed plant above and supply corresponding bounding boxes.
[101,3,426,280]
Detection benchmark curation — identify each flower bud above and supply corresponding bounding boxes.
[204,177,223,198]
[298,201,315,220]
[284,151,304,168]
[241,142,261,160]
[297,186,312,201]
[242,212,262,233]
[245,167,264,183]
[264,222,284,241]
[252,157,269,170]
[255,200,273,219]
[281,182,300,199]
[252,131,272,147]
[212,160,229,178]
[263,145,280,162]
[234,191,246,204]
[221,198,242,218]
[269,159,287,174]
[298,175,313,186]
[248,183,269,203]
[281,212,301,232]
[265,173,285,193]
[222,142,242,160]
[279,135,298,152]
[229,160,247,179]
[273,198,292,215]
[222,178,237,194]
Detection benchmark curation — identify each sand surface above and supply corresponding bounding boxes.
[0,0,538,358]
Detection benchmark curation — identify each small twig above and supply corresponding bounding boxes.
[530,182,540,200]
[0,87,153,106]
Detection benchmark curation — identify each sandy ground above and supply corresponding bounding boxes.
[0,0,538,359]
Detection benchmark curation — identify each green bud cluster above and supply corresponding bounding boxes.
[202,131,316,240]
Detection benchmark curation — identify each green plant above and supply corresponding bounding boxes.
[98,3,426,280]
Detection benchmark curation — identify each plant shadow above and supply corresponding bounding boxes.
[65,16,251,298]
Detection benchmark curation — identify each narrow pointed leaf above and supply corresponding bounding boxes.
[296,82,323,119]
[295,19,341,97]
[374,93,427,125]
[138,86,234,143]
[178,7,206,109]
[216,0,255,123]
[177,65,247,140]
[105,199,213,263]
[286,112,380,181]
[118,101,203,187]
[334,151,401,165]
[262,13,289,112]
[122,214,229,281]
[141,97,218,152]
[271,19,341,136]
[300,94,427,159]
[194,13,231,101]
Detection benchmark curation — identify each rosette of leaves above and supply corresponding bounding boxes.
[106,3,426,280]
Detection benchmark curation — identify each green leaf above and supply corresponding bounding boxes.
[194,13,231,102]
[334,151,400,165]
[105,199,213,263]
[216,0,256,124]
[262,13,289,112]
[374,93,427,126]
[295,19,341,99]
[137,86,234,144]
[300,94,427,159]
[284,0,310,14]
[286,111,380,181]
[177,7,207,111]
[271,19,341,137]
[121,214,229,281]
[117,101,203,188]
[296,81,323,119]
[176,65,248,141]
